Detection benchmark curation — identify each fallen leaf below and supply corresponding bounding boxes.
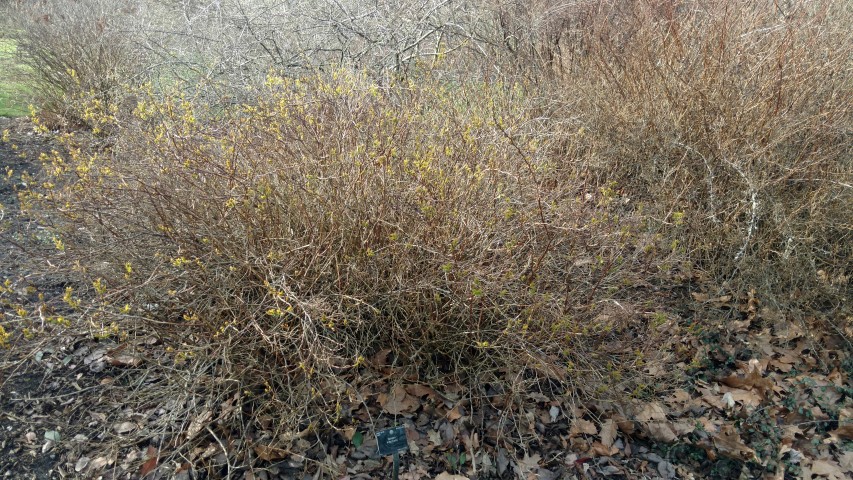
[691,292,709,302]
[434,473,468,480]
[810,459,845,480]
[671,421,696,436]
[658,460,676,479]
[828,424,853,442]
[698,387,727,410]
[613,414,636,434]
[719,359,773,399]
[139,445,157,477]
[644,422,678,443]
[599,419,617,448]
[723,388,762,408]
[140,456,157,477]
[187,409,212,440]
[712,424,757,461]
[439,420,456,446]
[570,419,598,436]
[667,390,691,405]
[253,444,288,461]
[837,451,853,472]
[113,422,136,434]
[636,402,667,422]
[379,384,420,415]
[44,430,61,442]
[75,456,90,473]
[496,448,509,476]
[90,411,107,423]
[446,403,465,421]
[351,431,364,448]
[405,384,441,400]
[106,353,143,367]
[89,457,109,470]
[591,441,618,456]
[371,348,392,366]
[513,452,541,477]
[634,401,680,443]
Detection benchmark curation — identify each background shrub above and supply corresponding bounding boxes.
[563,0,853,312]
[0,0,151,127]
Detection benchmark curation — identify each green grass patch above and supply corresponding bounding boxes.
[0,38,31,117]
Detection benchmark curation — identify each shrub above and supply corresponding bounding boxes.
[536,0,852,312]
[0,0,149,127]
[32,70,679,434]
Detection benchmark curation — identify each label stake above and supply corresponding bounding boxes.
[376,425,408,480]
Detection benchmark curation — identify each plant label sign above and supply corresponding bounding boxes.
[376,426,408,456]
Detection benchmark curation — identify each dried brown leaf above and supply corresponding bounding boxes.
[187,409,212,441]
[435,473,469,480]
[644,422,678,443]
[591,441,618,457]
[810,459,846,480]
[723,388,763,408]
[600,419,617,448]
[445,403,465,421]
[838,452,853,472]
[405,384,441,399]
[570,419,598,436]
[371,348,392,366]
[613,414,636,435]
[636,402,667,422]
[671,421,696,436]
[513,452,541,476]
[253,444,288,461]
[113,422,137,434]
[89,457,109,470]
[712,425,757,462]
[719,359,773,399]
[140,456,157,477]
[106,353,143,367]
[379,384,420,415]
[828,424,853,442]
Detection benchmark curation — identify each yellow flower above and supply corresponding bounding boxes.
[0,325,10,347]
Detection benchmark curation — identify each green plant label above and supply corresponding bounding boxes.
[376,426,408,456]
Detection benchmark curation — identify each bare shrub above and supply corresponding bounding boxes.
[30,71,680,444]
[517,0,853,312]
[132,0,485,102]
[0,0,151,127]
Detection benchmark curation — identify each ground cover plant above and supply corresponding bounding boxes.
[0,0,851,478]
